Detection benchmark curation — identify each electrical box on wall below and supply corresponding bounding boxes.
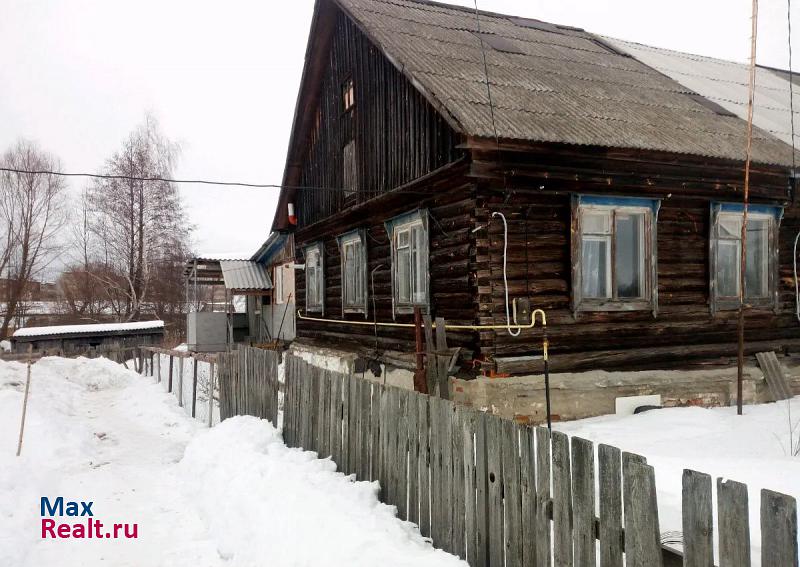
[516,297,532,325]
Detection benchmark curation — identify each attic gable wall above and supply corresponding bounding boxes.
[295,9,462,228]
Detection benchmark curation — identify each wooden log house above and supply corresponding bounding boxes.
[271,0,800,376]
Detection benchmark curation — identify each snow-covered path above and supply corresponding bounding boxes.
[0,357,224,566]
[0,357,463,567]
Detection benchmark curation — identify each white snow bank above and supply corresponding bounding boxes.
[0,356,219,567]
[556,399,800,562]
[12,320,164,337]
[0,339,10,352]
[181,416,465,567]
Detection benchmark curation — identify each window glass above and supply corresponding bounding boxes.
[746,218,769,298]
[343,141,356,199]
[714,211,773,301]
[578,204,651,306]
[717,240,740,297]
[581,238,610,298]
[389,216,427,310]
[615,213,644,298]
[306,247,322,309]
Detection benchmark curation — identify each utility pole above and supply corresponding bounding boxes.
[738,0,759,416]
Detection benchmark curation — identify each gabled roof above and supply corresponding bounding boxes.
[273,0,799,230]
[337,0,795,165]
[604,36,800,150]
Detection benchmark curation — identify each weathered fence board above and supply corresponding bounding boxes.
[209,350,799,567]
[535,426,552,567]
[718,478,751,567]
[682,470,713,567]
[571,436,595,567]
[761,489,799,567]
[599,443,623,567]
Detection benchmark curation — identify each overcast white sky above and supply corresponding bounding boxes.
[1,0,798,264]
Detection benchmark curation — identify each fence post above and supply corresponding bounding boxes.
[157,353,161,383]
[623,455,663,567]
[178,356,184,407]
[168,355,174,392]
[208,361,215,427]
[191,357,198,418]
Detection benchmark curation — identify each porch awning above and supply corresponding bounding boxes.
[219,260,272,292]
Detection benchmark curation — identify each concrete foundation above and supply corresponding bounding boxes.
[452,367,800,424]
[289,340,800,424]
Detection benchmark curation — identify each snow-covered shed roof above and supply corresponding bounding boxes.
[12,320,165,339]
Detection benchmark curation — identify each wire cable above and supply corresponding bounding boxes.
[0,166,436,197]
[492,211,520,337]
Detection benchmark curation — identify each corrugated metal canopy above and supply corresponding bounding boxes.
[604,36,800,151]
[334,0,798,166]
[219,260,273,291]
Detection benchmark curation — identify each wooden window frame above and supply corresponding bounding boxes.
[709,204,781,314]
[337,229,368,316]
[304,242,324,314]
[385,210,430,316]
[571,196,659,315]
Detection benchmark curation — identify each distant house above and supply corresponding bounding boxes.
[10,321,164,354]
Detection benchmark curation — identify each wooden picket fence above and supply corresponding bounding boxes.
[217,348,799,567]
[216,347,279,424]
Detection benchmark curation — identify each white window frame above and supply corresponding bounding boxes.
[304,242,324,314]
[386,210,429,316]
[572,196,658,314]
[710,204,780,312]
[274,264,284,305]
[338,229,368,316]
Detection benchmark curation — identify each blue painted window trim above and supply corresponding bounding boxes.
[578,195,660,213]
[715,202,783,220]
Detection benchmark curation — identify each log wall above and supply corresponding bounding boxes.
[296,9,461,227]
[472,144,800,371]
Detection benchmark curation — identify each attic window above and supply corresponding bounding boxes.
[342,77,355,112]
[473,32,525,55]
[343,140,357,199]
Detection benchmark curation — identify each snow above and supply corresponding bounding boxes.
[182,417,464,567]
[556,399,800,562]
[0,356,463,566]
[0,340,10,352]
[12,320,164,338]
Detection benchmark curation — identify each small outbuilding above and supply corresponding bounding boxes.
[10,321,165,354]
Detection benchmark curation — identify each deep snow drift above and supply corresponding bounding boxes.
[0,356,463,566]
[556,399,800,561]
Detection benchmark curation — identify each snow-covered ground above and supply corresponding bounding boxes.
[0,356,464,567]
[556,399,800,560]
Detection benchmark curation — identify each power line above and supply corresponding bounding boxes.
[0,167,434,197]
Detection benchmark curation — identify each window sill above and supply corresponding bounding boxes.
[395,304,430,315]
[576,300,653,313]
[343,307,367,315]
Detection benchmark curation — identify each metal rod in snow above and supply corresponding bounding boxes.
[16,345,34,456]
[738,0,759,416]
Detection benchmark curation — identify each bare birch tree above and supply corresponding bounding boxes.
[0,140,68,336]
[85,114,190,321]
